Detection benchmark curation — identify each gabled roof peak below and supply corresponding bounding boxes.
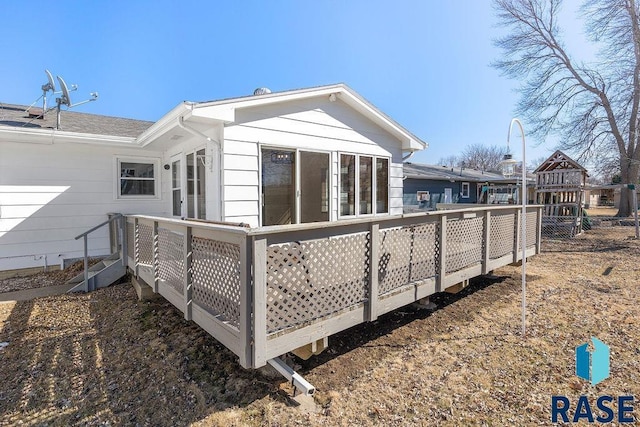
[139,83,427,152]
[534,150,587,173]
[193,83,349,106]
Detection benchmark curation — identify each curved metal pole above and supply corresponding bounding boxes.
[507,118,527,337]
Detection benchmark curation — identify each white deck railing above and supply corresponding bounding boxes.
[124,205,542,369]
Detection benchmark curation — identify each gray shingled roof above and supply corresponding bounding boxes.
[404,162,532,183]
[0,103,153,137]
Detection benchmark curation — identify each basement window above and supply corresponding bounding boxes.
[116,157,160,199]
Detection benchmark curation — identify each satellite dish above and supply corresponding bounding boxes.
[54,74,98,129]
[57,76,71,106]
[43,69,56,93]
[25,69,59,118]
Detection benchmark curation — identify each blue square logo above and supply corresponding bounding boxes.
[576,337,610,386]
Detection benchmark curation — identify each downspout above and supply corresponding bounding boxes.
[177,112,224,222]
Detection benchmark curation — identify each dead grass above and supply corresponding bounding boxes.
[0,259,103,293]
[1,228,639,426]
[585,206,624,217]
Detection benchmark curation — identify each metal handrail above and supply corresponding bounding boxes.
[74,213,124,291]
[74,213,123,240]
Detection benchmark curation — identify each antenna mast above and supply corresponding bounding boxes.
[41,70,56,118]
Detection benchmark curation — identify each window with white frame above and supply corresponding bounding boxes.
[339,153,389,217]
[376,158,389,213]
[116,157,159,198]
[461,182,470,198]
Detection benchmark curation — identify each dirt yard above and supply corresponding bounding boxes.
[1,228,639,426]
[0,259,102,294]
[585,206,625,217]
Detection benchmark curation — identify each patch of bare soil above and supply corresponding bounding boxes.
[585,206,626,217]
[1,228,639,426]
[0,259,102,293]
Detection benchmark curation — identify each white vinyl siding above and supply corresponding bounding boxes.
[222,140,260,224]
[0,141,166,271]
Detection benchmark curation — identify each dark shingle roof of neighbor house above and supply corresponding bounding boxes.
[0,103,153,137]
[405,162,502,182]
[403,162,533,183]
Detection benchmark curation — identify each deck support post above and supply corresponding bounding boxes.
[120,215,127,268]
[252,237,268,368]
[267,357,315,396]
[183,226,193,321]
[367,223,379,321]
[152,221,159,293]
[239,236,252,369]
[133,218,140,277]
[482,211,491,274]
[437,214,447,292]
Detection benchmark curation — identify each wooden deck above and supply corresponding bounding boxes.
[123,205,542,369]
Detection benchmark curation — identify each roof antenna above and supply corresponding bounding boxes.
[25,69,68,119]
[55,75,98,130]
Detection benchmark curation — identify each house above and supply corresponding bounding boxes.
[583,184,616,208]
[0,83,426,274]
[1,83,545,388]
[402,162,534,211]
[585,184,639,210]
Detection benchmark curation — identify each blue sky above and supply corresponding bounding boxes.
[1,1,592,166]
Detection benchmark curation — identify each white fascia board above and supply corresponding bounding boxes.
[403,138,427,151]
[194,85,342,112]
[189,87,343,123]
[136,102,192,147]
[189,104,235,122]
[0,126,137,146]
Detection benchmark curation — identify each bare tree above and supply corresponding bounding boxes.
[494,0,640,216]
[587,150,621,183]
[528,155,550,172]
[459,143,508,171]
[438,155,459,168]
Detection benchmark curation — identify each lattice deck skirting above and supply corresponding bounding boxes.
[124,205,542,370]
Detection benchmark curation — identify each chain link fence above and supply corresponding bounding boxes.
[541,213,638,239]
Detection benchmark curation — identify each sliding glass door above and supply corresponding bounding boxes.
[299,151,330,223]
[262,148,296,226]
[261,148,330,226]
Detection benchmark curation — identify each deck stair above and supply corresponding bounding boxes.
[67,213,128,293]
[66,252,127,292]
